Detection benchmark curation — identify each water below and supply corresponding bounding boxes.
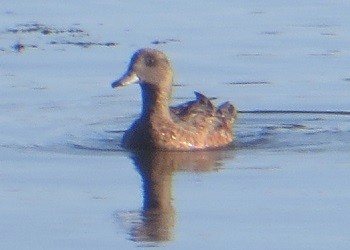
[1,1,350,249]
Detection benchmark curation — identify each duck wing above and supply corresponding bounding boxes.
[170,92,214,119]
[170,92,236,128]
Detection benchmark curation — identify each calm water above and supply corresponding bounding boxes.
[1,1,350,249]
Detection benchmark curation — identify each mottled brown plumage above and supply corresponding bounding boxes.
[111,48,237,150]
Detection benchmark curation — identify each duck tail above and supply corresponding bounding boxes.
[194,91,214,110]
[217,102,237,120]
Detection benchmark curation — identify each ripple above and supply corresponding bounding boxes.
[1,112,349,155]
[235,112,350,152]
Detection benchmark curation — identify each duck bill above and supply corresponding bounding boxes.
[111,72,140,88]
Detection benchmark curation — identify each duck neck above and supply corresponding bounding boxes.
[140,83,171,120]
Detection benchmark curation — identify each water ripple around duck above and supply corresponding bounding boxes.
[235,111,350,152]
[1,111,349,155]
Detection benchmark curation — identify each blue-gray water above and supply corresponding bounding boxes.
[1,1,350,249]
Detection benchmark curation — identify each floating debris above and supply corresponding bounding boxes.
[12,42,38,53]
[12,43,25,52]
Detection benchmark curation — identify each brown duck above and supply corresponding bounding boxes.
[111,48,237,150]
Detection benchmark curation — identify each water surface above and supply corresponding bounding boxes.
[1,1,350,249]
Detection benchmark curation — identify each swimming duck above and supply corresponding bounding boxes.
[111,48,237,150]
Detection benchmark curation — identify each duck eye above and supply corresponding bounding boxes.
[144,55,156,67]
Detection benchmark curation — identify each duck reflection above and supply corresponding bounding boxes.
[125,149,231,243]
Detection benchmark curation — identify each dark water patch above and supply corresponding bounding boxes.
[105,129,126,134]
[234,137,271,150]
[265,123,308,131]
[92,94,115,98]
[4,10,15,15]
[344,78,350,82]
[261,31,281,35]
[235,53,272,57]
[239,110,350,116]
[225,81,271,85]
[0,143,47,154]
[250,11,265,15]
[3,23,118,52]
[6,23,88,37]
[320,32,337,36]
[309,50,340,56]
[39,105,63,110]
[237,166,280,171]
[64,130,125,153]
[68,143,124,152]
[173,83,186,87]
[291,23,338,29]
[151,39,180,45]
[50,40,118,48]
[31,86,48,91]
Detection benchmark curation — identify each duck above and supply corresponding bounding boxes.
[111,48,237,151]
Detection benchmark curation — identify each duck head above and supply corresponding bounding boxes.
[111,48,174,90]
